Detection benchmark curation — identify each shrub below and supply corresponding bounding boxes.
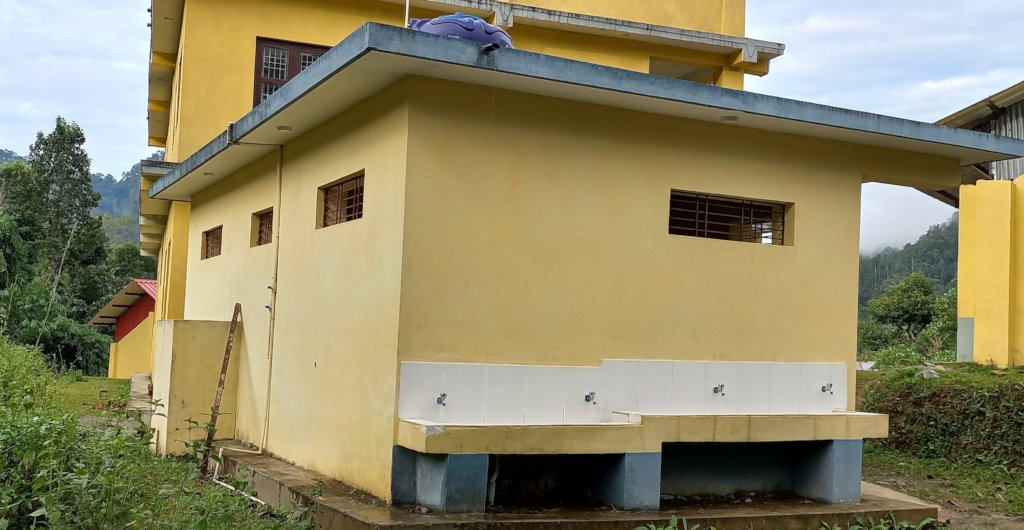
[861,363,1024,470]
[857,319,906,356]
[0,336,309,529]
[868,344,925,370]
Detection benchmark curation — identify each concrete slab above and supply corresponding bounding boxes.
[217,441,938,530]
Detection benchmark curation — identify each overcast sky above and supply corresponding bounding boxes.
[0,1,1021,252]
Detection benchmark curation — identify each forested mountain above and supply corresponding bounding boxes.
[0,149,24,164]
[859,214,958,306]
[2,147,162,243]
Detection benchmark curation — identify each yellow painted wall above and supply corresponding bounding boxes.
[107,312,156,379]
[518,0,744,35]
[163,0,752,164]
[182,83,409,499]
[958,179,1024,367]
[155,202,190,322]
[150,319,240,455]
[399,78,960,411]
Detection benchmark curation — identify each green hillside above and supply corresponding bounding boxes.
[858,214,958,307]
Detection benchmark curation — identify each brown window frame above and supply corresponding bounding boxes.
[253,37,329,107]
[251,209,274,247]
[202,226,223,259]
[668,190,788,246]
[318,173,365,228]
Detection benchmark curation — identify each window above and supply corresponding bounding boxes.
[319,174,364,228]
[668,190,786,245]
[254,38,329,107]
[251,209,273,247]
[202,226,223,259]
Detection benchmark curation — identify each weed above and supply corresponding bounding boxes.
[637,516,710,530]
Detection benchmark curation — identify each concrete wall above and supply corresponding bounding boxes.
[150,319,240,455]
[182,83,410,499]
[108,312,155,379]
[958,180,1024,367]
[164,0,751,163]
[398,78,960,410]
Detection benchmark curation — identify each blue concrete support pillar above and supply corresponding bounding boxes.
[594,452,662,510]
[390,446,417,505]
[391,447,488,512]
[793,439,863,504]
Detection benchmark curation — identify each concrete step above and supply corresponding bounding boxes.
[216,441,939,530]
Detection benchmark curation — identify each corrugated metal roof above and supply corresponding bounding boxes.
[87,278,158,326]
[135,278,158,300]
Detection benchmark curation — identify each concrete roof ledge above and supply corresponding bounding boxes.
[380,0,785,62]
[150,23,1024,201]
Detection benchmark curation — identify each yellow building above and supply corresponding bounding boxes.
[139,0,1024,513]
[89,279,157,379]
[937,82,1024,367]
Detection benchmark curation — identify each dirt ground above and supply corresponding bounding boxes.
[863,462,1024,530]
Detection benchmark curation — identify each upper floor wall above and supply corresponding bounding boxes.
[148,0,781,163]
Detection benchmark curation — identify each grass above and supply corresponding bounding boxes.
[864,443,1024,517]
[53,375,130,417]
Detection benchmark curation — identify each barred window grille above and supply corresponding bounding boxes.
[262,47,288,80]
[320,175,365,228]
[668,190,786,245]
[260,82,281,102]
[254,38,329,107]
[202,226,223,259]
[300,52,322,72]
[255,210,273,246]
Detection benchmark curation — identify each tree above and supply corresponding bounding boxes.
[27,117,107,285]
[867,272,937,343]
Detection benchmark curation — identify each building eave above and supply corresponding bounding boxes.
[87,279,158,326]
[150,23,1024,201]
[139,160,177,255]
[147,0,184,147]
[938,80,1024,130]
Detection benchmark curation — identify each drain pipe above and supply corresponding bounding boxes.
[216,139,284,459]
[259,144,285,452]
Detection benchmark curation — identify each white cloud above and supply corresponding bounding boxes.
[747,1,1024,251]
[0,0,150,176]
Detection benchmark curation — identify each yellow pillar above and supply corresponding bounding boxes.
[107,343,118,379]
[972,180,1013,366]
[715,67,744,90]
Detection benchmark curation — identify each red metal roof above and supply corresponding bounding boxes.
[134,278,158,300]
[88,278,159,326]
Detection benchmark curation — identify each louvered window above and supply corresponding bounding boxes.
[319,174,364,228]
[254,38,329,107]
[202,226,223,259]
[668,190,786,245]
